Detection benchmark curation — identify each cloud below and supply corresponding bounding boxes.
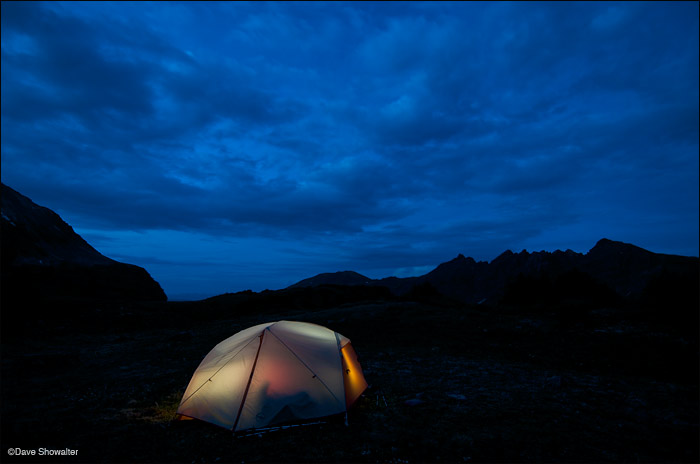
[1,2,697,295]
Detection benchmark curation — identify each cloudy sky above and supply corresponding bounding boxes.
[2,1,698,300]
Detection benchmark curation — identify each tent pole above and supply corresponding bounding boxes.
[232,330,265,432]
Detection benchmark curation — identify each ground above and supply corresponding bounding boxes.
[1,298,698,463]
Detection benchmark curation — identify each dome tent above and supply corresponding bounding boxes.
[176,320,368,432]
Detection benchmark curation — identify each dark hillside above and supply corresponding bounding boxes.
[1,292,697,463]
[1,183,167,306]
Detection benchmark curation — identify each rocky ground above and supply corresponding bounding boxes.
[1,298,698,462]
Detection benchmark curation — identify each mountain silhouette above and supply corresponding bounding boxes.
[288,270,372,288]
[3,183,696,309]
[290,239,698,305]
[1,183,167,303]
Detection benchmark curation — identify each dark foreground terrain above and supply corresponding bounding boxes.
[1,293,698,463]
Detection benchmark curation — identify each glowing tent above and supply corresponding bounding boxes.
[176,320,368,432]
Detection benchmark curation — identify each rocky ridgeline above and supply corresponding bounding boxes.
[290,240,698,305]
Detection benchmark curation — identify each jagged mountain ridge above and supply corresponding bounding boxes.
[1,183,167,302]
[290,239,698,304]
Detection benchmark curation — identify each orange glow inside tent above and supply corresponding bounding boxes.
[176,321,368,432]
[341,343,367,407]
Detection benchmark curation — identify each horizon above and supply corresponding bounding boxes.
[2,2,698,300]
[138,237,700,301]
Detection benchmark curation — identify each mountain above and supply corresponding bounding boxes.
[288,270,372,288]
[289,239,698,305]
[1,183,167,302]
[582,238,696,296]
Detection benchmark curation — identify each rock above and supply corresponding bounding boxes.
[404,398,424,406]
[544,375,562,389]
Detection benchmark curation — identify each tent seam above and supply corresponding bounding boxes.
[267,326,345,411]
[232,330,265,432]
[179,333,260,407]
[334,332,348,412]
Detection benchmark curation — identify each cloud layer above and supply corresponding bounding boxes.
[2,2,698,298]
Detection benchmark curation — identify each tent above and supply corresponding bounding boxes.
[176,320,368,432]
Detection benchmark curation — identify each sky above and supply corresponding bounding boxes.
[1,1,698,300]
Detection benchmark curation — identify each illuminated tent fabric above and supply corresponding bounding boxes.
[176,320,368,431]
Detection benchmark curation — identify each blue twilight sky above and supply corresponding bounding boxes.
[2,1,698,300]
